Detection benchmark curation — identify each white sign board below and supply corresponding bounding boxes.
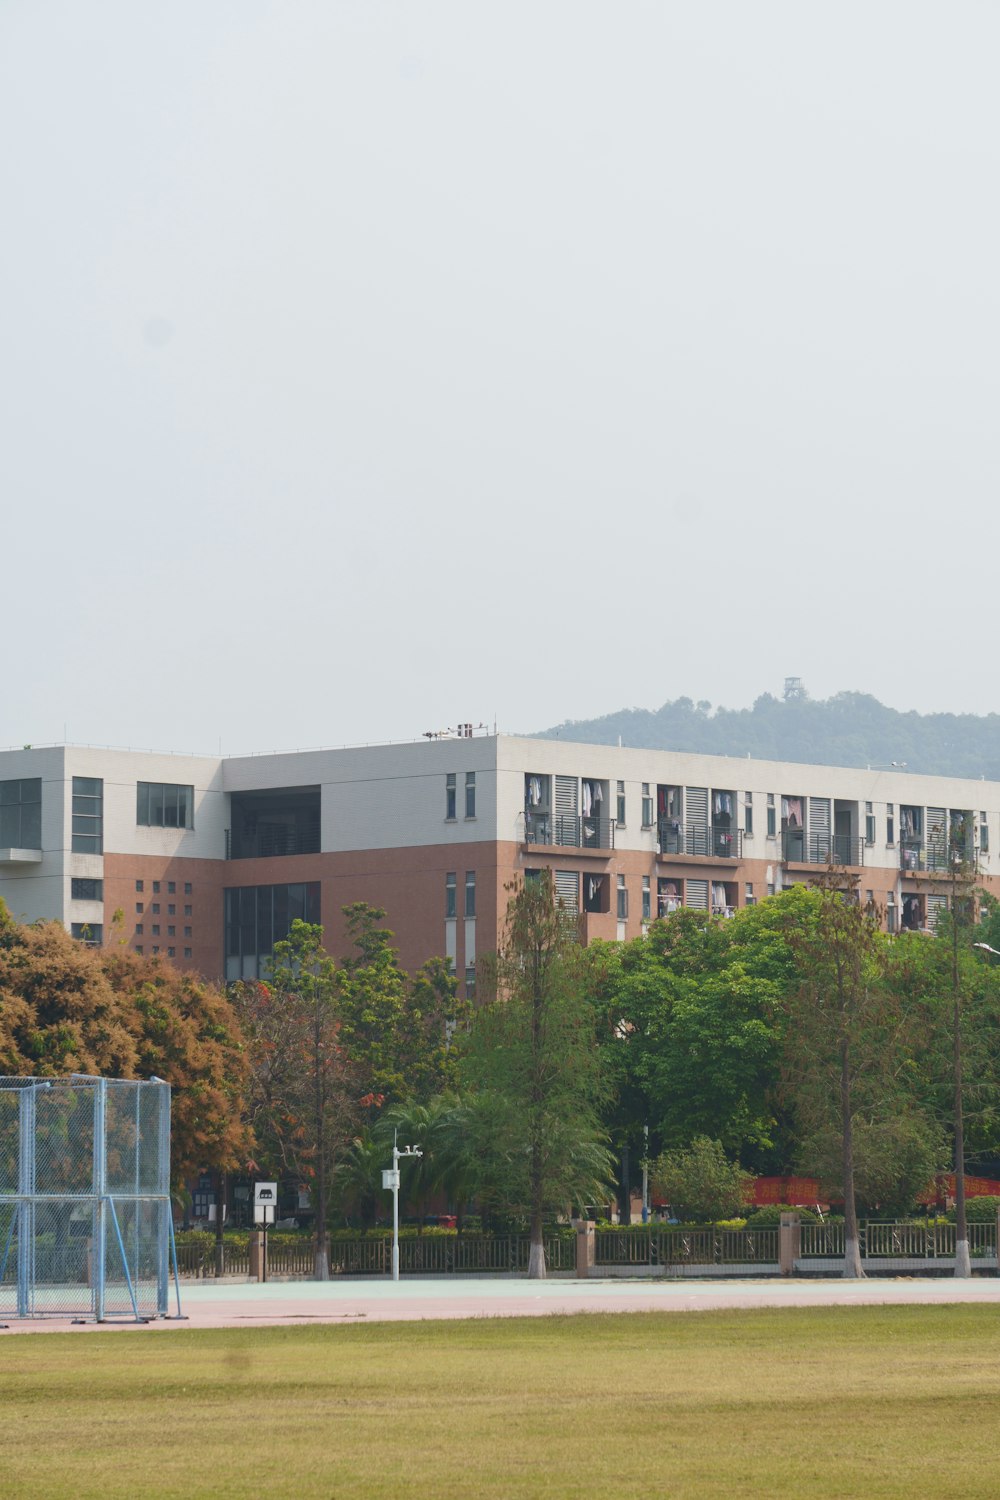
[382,1169,400,1191]
[254,1182,277,1205]
[254,1202,275,1226]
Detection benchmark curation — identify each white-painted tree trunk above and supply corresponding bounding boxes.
[954,1238,972,1278]
[527,1240,547,1279]
[844,1237,864,1278]
[314,1246,330,1280]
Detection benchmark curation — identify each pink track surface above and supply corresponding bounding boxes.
[5,1275,1000,1334]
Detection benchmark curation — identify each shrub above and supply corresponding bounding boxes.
[744,1203,821,1228]
[947,1195,1000,1224]
[651,1138,752,1224]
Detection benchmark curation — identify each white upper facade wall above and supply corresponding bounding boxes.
[223,738,500,851]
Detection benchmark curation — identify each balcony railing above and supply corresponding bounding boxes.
[657,822,742,860]
[781,832,865,866]
[900,838,975,874]
[225,825,321,860]
[522,812,615,851]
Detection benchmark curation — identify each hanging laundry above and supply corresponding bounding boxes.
[593,782,603,804]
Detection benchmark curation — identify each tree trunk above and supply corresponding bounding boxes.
[214,1170,227,1277]
[314,1008,330,1281]
[619,1143,631,1225]
[841,1034,864,1278]
[953,911,970,1277]
[527,1199,546,1280]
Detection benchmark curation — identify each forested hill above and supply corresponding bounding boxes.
[534,692,1000,781]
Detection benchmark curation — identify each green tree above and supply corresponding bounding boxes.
[651,1136,751,1222]
[261,920,358,1279]
[459,874,613,1277]
[780,874,925,1275]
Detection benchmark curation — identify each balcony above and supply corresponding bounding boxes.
[782,832,865,867]
[657,822,742,860]
[900,838,975,875]
[225,824,320,860]
[522,812,615,852]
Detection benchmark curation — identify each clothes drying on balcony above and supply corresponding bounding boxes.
[581,780,603,817]
[526,776,543,807]
[713,793,733,817]
[781,796,803,828]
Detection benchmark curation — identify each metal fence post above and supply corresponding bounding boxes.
[94,1078,107,1321]
[17,1085,36,1317]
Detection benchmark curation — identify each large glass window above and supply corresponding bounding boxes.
[137,782,194,830]
[0,778,41,848]
[71,878,103,901]
[445,773,456,821]
[465,772,476,819]
[72,777,103,854]
[71,922,103,947]
[445,872,457,918]
[465,871,476,918]
[224,882,321,980]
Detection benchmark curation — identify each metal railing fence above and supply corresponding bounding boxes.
[594,1227,778,1267]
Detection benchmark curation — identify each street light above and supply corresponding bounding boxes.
[973,943,1000,958]
[382,1130,422,1282]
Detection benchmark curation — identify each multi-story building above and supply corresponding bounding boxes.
[1,735,996,989]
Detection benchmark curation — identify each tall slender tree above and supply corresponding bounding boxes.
[460,874,612,1277]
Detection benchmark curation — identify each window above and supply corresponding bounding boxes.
[642,876,651,921]
[445,873,457,919]
[616,780,626,826]
[136,902,143,914]
[887,804,895,845]
[168,925,175,937]
[184,925,192,938]
[184,882,192,895]
[152,925,160,936]
[184,904,192,917]
[465,772,476,819]
[168,903,176,915]
[766,794,776,838]
[224,882,321,981]
[886,895,897,933]
[152,903,160,915]
[616,875,628,920]
[152,947,160,955]
[135,946,143,955]
[981,813,989,855]
[465,871,476,918]
[71,777,102,854]
[445,773,457,821]
[71,878,103,901]
[865,803,876,845]
[153,882,160,894]
[71,922,102,947]
[744,794,753,837]
[767,882,775,897]
[641,784,653,828]
[184,948,192,960]
[745,881,756,908]
[135,879,144,893]
[167,947,176,958]
[167,881,176,894]
[135,923,144,936]
[465,965,476,1000]
[0,777,41,849]
[136,782,194,830]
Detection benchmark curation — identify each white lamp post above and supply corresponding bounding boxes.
[382,1131,422,1282]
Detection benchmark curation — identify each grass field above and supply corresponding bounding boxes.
[5,1305,1000,1498]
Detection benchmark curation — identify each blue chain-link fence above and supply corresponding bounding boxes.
[0,1076,182,1321]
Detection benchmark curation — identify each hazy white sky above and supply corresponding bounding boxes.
[3,3,999,753]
